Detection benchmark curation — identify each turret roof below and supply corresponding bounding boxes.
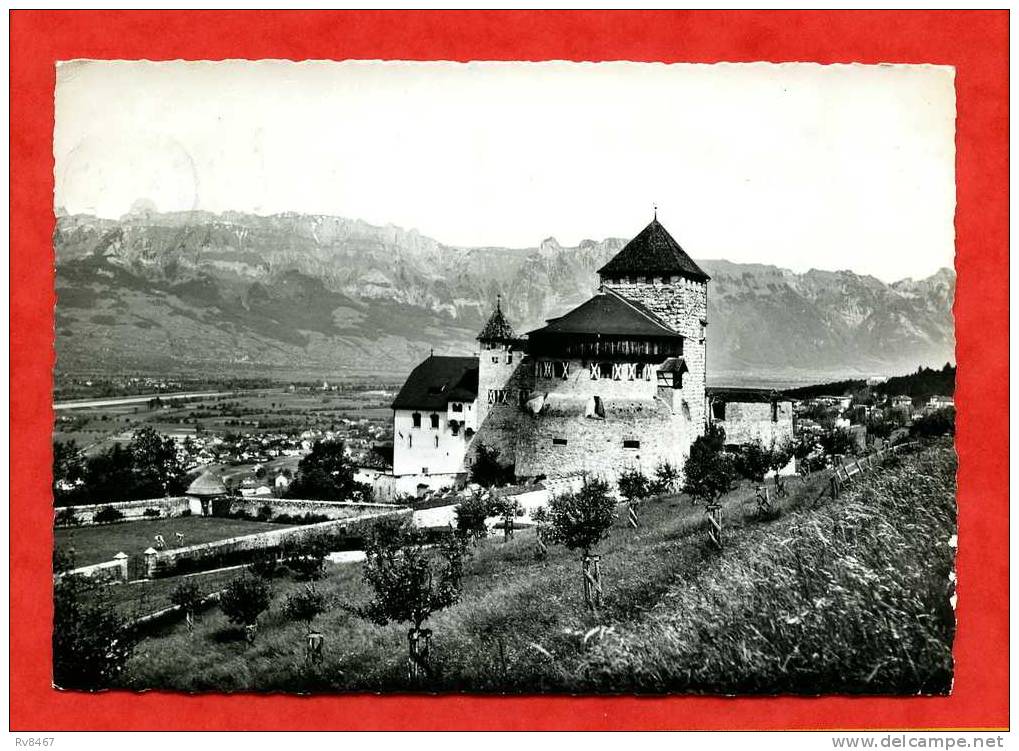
[477,299,517,342]
[597,218,710,281]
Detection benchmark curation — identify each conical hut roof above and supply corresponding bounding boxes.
[185,470,228,497]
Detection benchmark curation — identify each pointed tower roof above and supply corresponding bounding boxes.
[597,217,710,282]
[477,297,517,342]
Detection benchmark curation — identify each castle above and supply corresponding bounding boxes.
[387,216,736,492]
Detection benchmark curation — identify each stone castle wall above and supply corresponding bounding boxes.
[712,400,795,447]
[603,279,709,434]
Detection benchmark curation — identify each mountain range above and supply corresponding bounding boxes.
[53,210,956,384]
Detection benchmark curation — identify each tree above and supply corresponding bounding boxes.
[617,467,650,505]
[911,407,955,438]
[468,443,514,487]
[286,440,365,501]
[52,440,86,505]
[170,579,204,635]
[617,467,650,529]
[682,424,737,507]
[128,427,189,497]
[547,478,617,610]
[650,461,681,495]
[284,584,329,633]
[352,516,468,679]
[454,490,494,543]
[733,440,770,483]
[766,438,796,495]
[219,574,273,643]
[53,575,136,690]
[820,427,856,463]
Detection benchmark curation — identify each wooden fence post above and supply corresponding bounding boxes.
[706,503,723,548]
[408,627,432,681]
[306,631,324,663]
[582,554,603,612]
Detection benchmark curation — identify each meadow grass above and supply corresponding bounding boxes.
[55,516,295,567]
[115,444,955,694]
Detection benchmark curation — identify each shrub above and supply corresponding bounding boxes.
[143,507,161,518]
[180,508,192,517]
[911,407,955,439]
[53,575,136,689]
[256,504,274,522]
[94,506,124,524]
[54,507,79,527]
[284,584,329,632]
[248,551,283,579]
[219,573,272,628]
[283,534,331,580]
[53,547,77,574]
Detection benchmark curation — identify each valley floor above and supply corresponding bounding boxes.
[115,443,956,695]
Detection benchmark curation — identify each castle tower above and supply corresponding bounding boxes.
[475,296,525,440]
[596,216,710,436]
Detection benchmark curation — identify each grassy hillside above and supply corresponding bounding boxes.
[117,443,955,694]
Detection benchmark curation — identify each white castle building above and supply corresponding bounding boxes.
[387,217,791,494]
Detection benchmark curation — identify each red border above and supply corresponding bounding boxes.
[10,11,1009,731]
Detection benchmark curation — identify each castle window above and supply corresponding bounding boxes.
[422,467,428,474]
[430,413,440,429]
[599,362,613,379]
[623,439,640,449]
[450,420,460,436]
[488,389,507,404]
[492,356,500,363]
[712,401,726,421]
[451,402,463,413]
[412,412,422,428]
[552,438,568,446]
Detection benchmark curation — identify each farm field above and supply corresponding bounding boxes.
[52,385,394,452]
[55,516,296,567]
[115,442,955,694]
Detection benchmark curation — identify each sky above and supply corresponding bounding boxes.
[54,60,956,282]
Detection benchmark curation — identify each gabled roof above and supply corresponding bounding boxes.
[477,300,517,341]
[597,218,710,282]
[527,293,682,339]
[391,355,479,411]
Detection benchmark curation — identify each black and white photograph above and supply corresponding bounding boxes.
[51,59,958,695]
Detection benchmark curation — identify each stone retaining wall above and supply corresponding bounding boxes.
[145,506,410,577]
[222,497,401,520]
[57,554,129,583]
[54,496,190,526]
